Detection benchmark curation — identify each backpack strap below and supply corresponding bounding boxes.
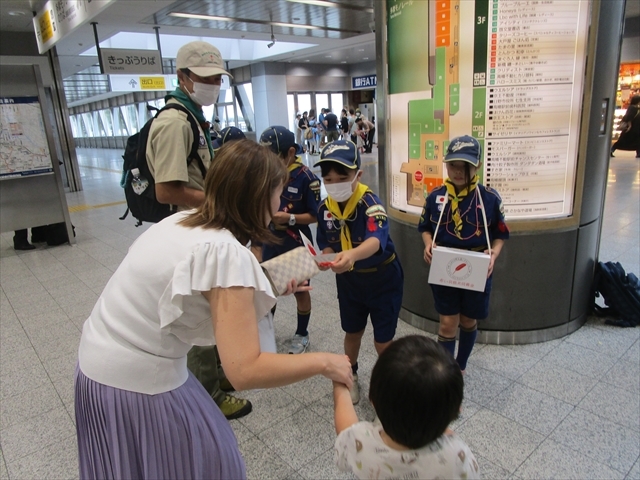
[157,103,208,179]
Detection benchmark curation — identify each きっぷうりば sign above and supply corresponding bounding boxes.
[99,48,163,75]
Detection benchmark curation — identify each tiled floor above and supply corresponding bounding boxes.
[0,147,638,480]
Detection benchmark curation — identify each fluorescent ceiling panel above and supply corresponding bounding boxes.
[80,32,316,61]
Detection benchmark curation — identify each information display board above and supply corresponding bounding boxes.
[0,97,54,179]
[387,0,589,219]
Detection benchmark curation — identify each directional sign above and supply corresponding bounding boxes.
[109,75,177,92]
[352,75,377,90]
[33,0,115,54]
[100,48,163,75]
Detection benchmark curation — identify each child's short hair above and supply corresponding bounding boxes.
[319,161,352,178]
[369,335,463,449]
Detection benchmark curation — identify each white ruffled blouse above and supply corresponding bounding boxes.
[78,211,276,395]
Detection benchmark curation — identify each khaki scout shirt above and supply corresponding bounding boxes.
[146,98,212,211]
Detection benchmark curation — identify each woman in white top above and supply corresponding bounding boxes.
[75,139,353,480]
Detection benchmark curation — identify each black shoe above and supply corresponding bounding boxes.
[14,241,36,251]
[30,226,48,243]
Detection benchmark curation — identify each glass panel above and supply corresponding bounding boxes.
[202,104,215,123]
[113,107,127,136]
[236,83,255,132]
[95,110,108,136]
[81,113,95,137]
[241,83,253,111]
[315,93,329,113]
[235,98,245,130]
[122,105,139,135]
[99,109,114,136]
[222,88,234,103]
[287,94,296,132]
[297,94,311,115]
[331,93,344,113]
[69,116,80,137]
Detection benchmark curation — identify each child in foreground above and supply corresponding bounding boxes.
[333,335,480,480]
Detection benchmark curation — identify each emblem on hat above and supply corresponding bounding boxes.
[322,143,350,156]
[450,140,477,152]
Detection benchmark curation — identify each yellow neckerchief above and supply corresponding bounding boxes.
[444,174,479,239]
[326,182,371,251]
[287,156,303,173]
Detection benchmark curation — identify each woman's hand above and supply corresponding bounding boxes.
[323,354,353,389]
[281,279,312,296]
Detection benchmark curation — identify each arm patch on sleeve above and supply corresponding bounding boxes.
[365,204,387,219]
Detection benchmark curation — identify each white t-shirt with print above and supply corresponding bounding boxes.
[335,421,480,480]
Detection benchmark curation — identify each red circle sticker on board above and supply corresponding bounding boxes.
[414,171,423,182]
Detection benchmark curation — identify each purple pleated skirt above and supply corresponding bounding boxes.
[74,366,246,480]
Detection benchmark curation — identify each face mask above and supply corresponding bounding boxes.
[325,174,359,202]
[187,78,220,106]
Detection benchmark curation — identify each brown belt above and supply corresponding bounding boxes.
[353,253,397,273]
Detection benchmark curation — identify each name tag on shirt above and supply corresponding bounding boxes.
[288,186,299,193]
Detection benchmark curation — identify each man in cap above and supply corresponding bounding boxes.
[260,126,322,354]
[146,40,252,420]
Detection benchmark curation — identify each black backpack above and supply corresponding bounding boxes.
[593,261,640,327]
[119,103,207,226]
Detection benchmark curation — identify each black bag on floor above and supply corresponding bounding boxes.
[592,261,640,327]
[31,223,76,246]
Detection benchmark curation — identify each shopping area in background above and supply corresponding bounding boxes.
[613,62,640,138]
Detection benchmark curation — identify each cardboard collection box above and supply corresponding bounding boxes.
[428,245,491,292]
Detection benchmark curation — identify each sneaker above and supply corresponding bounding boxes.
[350,374,360,404]
[218,394,252,420]
[288,334,310,354]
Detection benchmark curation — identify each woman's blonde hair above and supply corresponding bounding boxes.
[180,139,287,245]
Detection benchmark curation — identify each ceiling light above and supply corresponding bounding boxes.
[169,12,361,33]
[284,0,374,13]
[358,49,365,52]
[8,10,26,16]
[341,61,347,64]
[363,57,369,60]
[324,55,332,58]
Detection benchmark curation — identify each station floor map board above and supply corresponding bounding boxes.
[0,97,54,179]
[387,0,589,219]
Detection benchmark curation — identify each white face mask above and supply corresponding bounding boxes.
[325,174,359,202]
[187,78,220,107]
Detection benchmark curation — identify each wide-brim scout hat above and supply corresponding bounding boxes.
[314,140,361,170]
[444,135,482,167]
[176,41,233,78]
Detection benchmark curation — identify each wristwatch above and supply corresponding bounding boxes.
[288,213,296,226]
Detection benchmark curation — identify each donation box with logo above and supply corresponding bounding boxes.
[428,246,491,292]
